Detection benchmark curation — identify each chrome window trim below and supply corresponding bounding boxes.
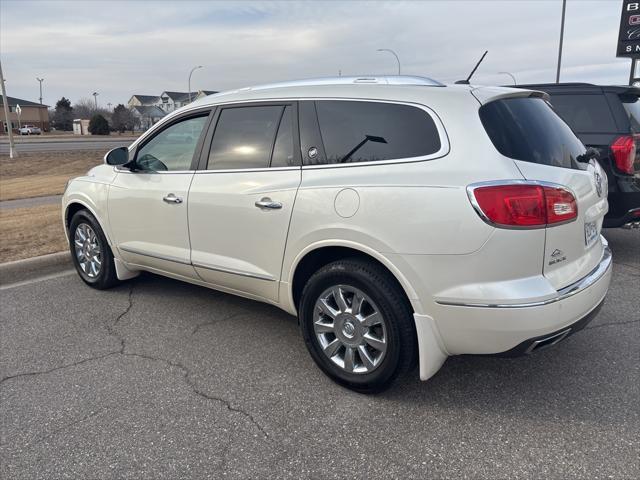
[173,97,449,172]
[192,261,275,282]
[466,179,579,230]
[195,166,300,175]
[435,241,611,309]
[114,167,196,175]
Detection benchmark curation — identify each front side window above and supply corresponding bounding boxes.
[311,100,441,165]
[135,115,208,172]
[207,105,285,170]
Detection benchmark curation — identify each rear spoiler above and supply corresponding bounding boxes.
[470,86,550,105]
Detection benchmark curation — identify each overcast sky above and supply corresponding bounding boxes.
[0,0,628,108]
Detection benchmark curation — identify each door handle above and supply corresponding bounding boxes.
[163,193,183,204]
[255,197,282,210]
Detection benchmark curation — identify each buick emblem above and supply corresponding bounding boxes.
[594,172,603,198]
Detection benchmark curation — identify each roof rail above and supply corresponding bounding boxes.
[245,75,445,91]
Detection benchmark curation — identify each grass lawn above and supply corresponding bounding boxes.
[0,150,103,201]
[0,204,67,263]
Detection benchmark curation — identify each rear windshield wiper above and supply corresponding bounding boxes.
[576,147,599,163]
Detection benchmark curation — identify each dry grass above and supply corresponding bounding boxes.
[0,150,103,201]
[0,204,67,263]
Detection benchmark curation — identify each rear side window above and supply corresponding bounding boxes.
[479,97,586,170]
[310,101,441,165]
[207,106,283,170]
[619,94,640,132]
[547,94,617,133]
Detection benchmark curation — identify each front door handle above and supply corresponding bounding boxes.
[255,197,282,210]
[163,193,183,204]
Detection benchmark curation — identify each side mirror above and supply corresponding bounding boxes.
[104,147,130,166]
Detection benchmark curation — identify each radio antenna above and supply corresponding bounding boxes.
[455,50,488,85]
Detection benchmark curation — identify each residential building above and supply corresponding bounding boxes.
[131,105,167,130]
[0,96,49,133]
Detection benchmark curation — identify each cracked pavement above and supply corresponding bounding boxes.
[1,229,638,479]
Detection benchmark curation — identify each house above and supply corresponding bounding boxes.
[0,96,49,133]
[131,105,166,130]
[128,95,161,107]
[195,90,218,100]
[127,89,218,114]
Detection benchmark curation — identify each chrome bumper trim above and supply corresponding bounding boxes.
[436,244,612,309]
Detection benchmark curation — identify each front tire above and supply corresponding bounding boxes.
[69,210,120,289]
[299,258,418,393]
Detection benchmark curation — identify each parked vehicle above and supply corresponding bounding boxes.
[62,76,612,392]
[18,124,42,135]
[516,83,640,228]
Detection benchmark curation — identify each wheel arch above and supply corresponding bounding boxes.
[287,241,421,316]
[64,199,112,246]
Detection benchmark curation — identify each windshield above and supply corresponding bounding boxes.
[479,96,587,170]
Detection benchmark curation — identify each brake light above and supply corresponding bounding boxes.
[611,135,636,175]
[469,183,577,228]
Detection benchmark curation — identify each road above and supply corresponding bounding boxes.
[1,229,638,479]
[0,138,135,154]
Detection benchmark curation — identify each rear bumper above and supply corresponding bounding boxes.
[431,244,612,355]
[489,297,604,357]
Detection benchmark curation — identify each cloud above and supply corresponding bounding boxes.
[0,0,628,107]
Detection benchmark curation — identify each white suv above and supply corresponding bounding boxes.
[62,76,612,392]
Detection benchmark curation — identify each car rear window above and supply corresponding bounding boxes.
[479,96,586,170]
[619,94,640,132]
[312,100,441,165]
[546,94,617,133]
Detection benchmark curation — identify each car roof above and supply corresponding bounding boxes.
[184,75,537,109]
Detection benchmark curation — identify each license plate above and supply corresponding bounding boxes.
[584,221,599,247]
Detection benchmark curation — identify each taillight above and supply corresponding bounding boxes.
[469,183,577,228]
[611,135,636,175]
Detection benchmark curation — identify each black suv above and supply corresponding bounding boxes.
[516,83,640,228]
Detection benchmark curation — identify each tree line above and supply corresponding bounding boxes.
[50,97,138,135]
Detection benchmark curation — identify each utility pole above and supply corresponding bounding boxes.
[0,60,17,158]
[107,102,113,110]
[92,92,99,109]
[36,77,44,104]
[555,0,567,83]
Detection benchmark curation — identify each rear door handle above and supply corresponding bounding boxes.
[255,197,282,210]
[163,193,183,204]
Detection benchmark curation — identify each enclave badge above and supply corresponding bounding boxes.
[594,172,603,198]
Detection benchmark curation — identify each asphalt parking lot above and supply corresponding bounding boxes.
[1,228,638,479]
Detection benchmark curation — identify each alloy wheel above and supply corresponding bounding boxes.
[74,223,102,278]
[313,285,387,374]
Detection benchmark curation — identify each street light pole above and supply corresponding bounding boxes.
[498,71,517,85]
[36,77,44,104]
[377,49,401,75]
[92,92,99,109]
[188,65,203,103]
[555,0,567,83]
[0,60,17,158]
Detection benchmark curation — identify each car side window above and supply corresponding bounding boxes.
[207,106,283,170]
[310,100,441,165]
[548,94,617,134]
[271,106,295,167]
[135,115,208,172]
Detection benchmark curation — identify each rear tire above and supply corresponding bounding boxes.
[299,258,417,393]
[69,210,120,289]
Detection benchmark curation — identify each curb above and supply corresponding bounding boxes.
[0,251,72,286]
